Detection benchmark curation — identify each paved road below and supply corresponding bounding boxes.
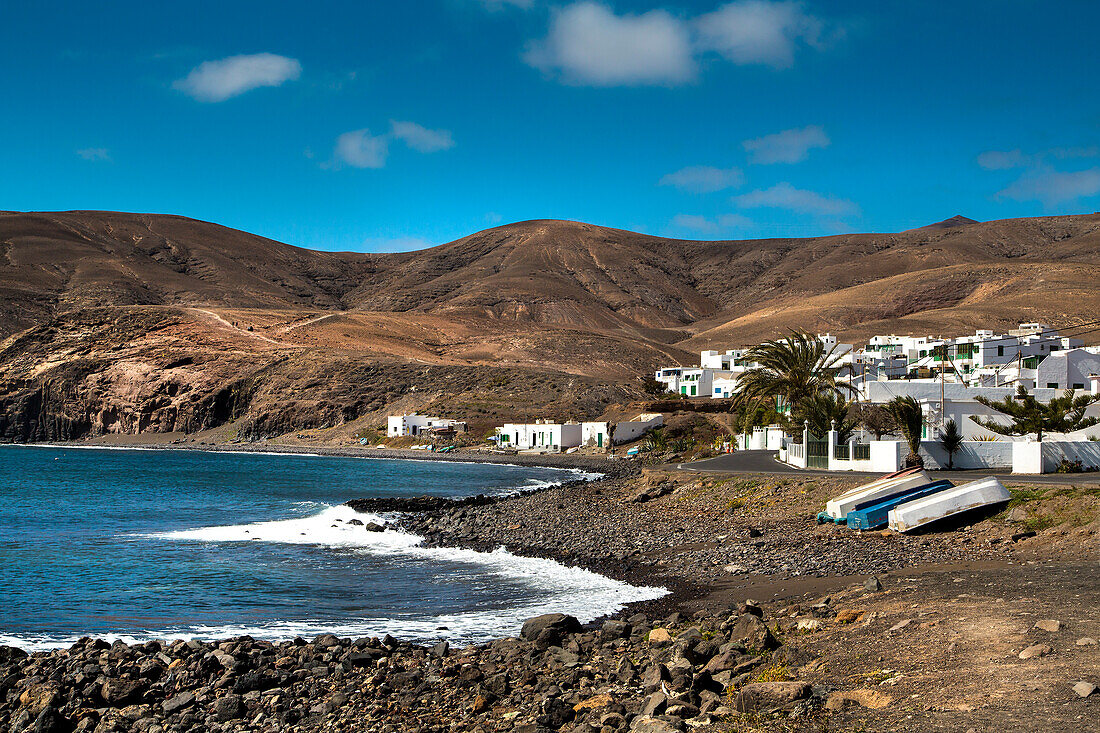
[674,450,1100,485]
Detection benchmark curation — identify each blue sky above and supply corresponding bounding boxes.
[3,1,1099,251]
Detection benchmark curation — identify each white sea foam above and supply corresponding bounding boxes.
[85,504,665,654]
[142,505,422,551]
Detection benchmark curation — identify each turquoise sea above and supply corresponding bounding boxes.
[0,446,663,650]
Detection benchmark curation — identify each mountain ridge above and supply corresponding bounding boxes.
[3,209,1100,441]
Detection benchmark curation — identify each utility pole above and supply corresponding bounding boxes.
[939,344,946,427]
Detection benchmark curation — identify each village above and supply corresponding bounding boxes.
[385,322,1100,476]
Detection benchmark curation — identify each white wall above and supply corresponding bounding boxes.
[581,421,609,447]
[1039,441,1100,473]
[920,440,1014,470]
[869,440,905,472]
[612,414,663,444]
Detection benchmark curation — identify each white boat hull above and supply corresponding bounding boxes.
[888,477,1010,533]
[825,472,931,519]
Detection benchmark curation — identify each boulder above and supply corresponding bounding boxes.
[163,692,195,715]
[629,717,680,733]
[1072,681,1097,698]
[702,652,742,674]
[1076,637,1098,646]
[540,696,575,728]
[640,692,667,716]
[733,682,810,712]
[18,684,60,717]
[213,693,244,721]
[1019,644,1053,660]
[100,678,143,706]
[573,693,613,712]
[647,628,673,646]
[1034,619,1062,633]
[728,614,777,651]
[601,620,631,640]
[521,614,581,642]
[363,522,386,532]
[864,576,883,592]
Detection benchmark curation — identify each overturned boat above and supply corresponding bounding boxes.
[887,477,1010,533]
[846,479,954,530]
[820,469,930,523]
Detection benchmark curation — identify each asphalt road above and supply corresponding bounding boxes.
[674,449,1100,485]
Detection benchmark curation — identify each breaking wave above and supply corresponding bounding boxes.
[10,504,668,653]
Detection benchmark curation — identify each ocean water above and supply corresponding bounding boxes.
[0,446,665,651]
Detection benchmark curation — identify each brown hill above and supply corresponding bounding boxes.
[2,209,1099,442]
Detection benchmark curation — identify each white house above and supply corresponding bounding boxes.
[388,414,467,437]
[859,381,1100,440]
[1035,348,1100,391]
[496,420,583,451]
[653,367,714,398]
[610,413,664,444]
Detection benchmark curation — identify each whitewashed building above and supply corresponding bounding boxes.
[388,414,467,437]
[495,420,582,451]
[1035,348,1100,391]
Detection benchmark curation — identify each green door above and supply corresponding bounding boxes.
[597,433,603,448]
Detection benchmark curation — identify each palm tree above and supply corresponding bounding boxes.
[734,331,854,431]
[884,396,925,468]
[796,392,859,444]
[971,385,1100,442]
[939,418,963,469]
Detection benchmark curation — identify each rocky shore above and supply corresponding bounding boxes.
[2,452,1097,732]
[0,600,841,733]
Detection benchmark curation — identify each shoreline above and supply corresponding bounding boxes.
[3,441,1096,731]
[7,439,638,477]
[2,440,661,652]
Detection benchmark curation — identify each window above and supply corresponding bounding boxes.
[997,345,1004,357]
[1047,383,1059,389]
[1073,383,1085,390]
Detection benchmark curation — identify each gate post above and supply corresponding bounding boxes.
[827,419,837,470]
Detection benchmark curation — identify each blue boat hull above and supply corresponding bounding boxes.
[846,480,954,530]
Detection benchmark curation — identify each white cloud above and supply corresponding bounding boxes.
[76,148,111,161]
[390,121,455,153]
[672,214,718,232]
[525,1,840,87]
[333,129,390,169]
[174,53,301,102]
[1051,146,1100,160]
[660,166,743,193]
[743,125,829,164]
[977,149,1029,170]
[524,2,695,86]
[329,121,455,169]
[978,146,1100,171]
[695,0,829,69]
[735,182,858,216]
[671,212,754,233]
[998,167,1100,207]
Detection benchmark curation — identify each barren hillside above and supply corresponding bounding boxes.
[2,209,1099,442]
